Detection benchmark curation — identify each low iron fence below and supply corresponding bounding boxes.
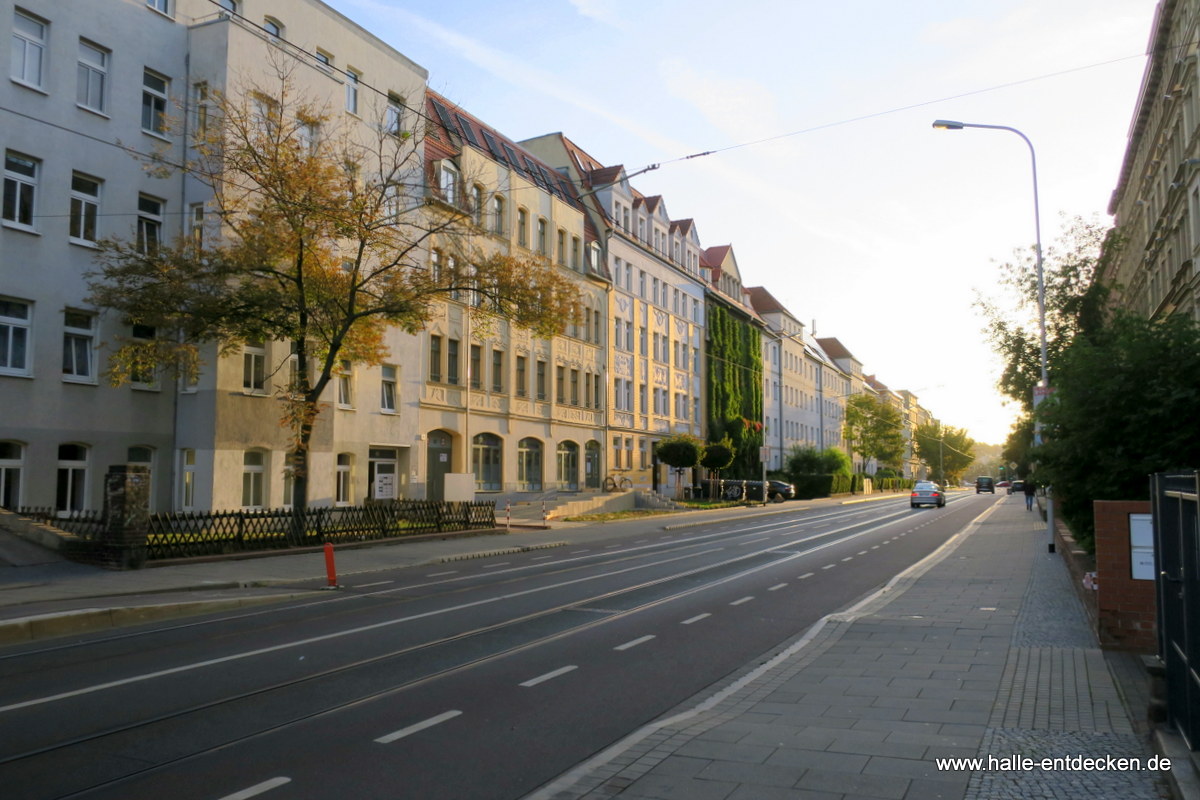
[16,500,497,562]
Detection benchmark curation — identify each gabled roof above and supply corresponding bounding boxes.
[747,286,788,317]
[816,337,859,365]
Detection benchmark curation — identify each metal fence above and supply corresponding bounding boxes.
[16,500,497,562]
[1153,470,1200,749]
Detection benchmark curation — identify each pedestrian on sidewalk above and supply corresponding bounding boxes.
[1023,479,1037,511]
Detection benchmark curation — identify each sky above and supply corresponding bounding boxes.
[324,0,1160,445]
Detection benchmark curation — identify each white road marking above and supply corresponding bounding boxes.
[841,557,854,562]
[520,666,578,687]
[375,710,463,744]
[822,564,836,570]
[799,572,814,579]
[354,581,394,588]
[483,562,511,569]
[858,550,868,556]
[427,571,458,577]
[768,583,787,591]
[682,613,711,625]
[532,555,553,561]
[216,777,292,800]
[614,635,655,651]
[730,596,754,606]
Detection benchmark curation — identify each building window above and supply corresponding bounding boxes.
[146,0,170,14]
[179,448,195,510]
[336,453,352,505]
[243,340,266,394]
[3,298,33,376]
[69,174,101,244]
[517,208,528,247]
[345,69,360,115]
[0,441,23,510]
[515,355,527,397]
[491,350,503,393]
[557,441,579,490]
[3,151,38,229]
[77,40,109,113]
[56,444,89,513]
[536,359,547,400]
[557,229,566,264]
[62,310,95,382]
[517,438,542,491]
[439,161,460,206]
[336,359,353,407]
[11,11,45,89]
[142,70,169,136]
[380,364,397,412]
[469,344,482,390]
[241,450,265,509]
[570,369,580,405]
[447,339,459,385]
[537,218,548,255]
[189,202,206,248]
[491,195,505,235]
[136,195,164,255]
[429,335,442,382]
[556,365,565,403]
[472,433,502,491]
[263,17,283,39]
[218,0,238,12]
[193,81,209,135]
[385,94,404,136]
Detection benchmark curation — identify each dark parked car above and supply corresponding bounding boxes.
[910,481,946,508]
[721,479,795,503]
[1008,480,1025,495]
[976,476,996,494]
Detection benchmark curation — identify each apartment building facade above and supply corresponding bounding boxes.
[1106,0,1200,320]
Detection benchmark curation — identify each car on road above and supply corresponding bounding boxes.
[1008,479,1025,495]
[976,476,996,494]
[721,479,795,503]
[911,481,946,508]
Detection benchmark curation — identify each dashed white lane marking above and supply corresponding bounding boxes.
[822,564,836,570]
[427,571,458,577]
[532,555,553,561]
[520,666,578,687]
[857,550,869,555]
[483,562,511,569]
[682,613,711,625]
[799,572,814,579]
[614,635,656,651]
[216,777,292,800]
[375,710,463,744]
[768,583,787,591]
[730,596,754,606]
[841,557,854,562]
[871,545,880,550]
[354,581,393,588]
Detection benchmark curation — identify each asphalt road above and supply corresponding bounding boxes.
[0,493,997,800]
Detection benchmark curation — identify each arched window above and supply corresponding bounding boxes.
[556,441,579,491]
[56,443,88,513]
[472,433,502,491]
[0,441,23,510]
[517,438,542,492]
[242,450,266,509]
[263,17,283,39]
[491,195,505,235]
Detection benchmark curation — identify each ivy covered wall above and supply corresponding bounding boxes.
[705,302,764,477]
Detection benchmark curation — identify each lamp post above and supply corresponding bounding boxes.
[932,119,1055,552]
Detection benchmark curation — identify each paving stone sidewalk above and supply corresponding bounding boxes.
[529,499,1172,800]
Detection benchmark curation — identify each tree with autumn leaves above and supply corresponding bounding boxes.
[86,68,578,514]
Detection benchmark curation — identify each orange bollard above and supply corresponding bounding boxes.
[323,542,337,587]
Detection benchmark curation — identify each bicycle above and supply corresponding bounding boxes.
[603,475,633,492]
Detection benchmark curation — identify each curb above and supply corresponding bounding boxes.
[0,591,318,646]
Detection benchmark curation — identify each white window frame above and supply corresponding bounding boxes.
[77,39,108,114]
[263,17,283,39]
[0,298,32,377]
[336,359,353,408]
[0,441,23,510]
[136,194,163,254]
[11,10,46,90]
[146,0,170,16]
[129,323,158,388]
[141,69,169,137]
[242,340,266,394]
[241,450,265,509]
[345,69,360,115]
[56,444,89,513]
[439,161,459,206]
[380,364,397,412]
[335,453,352,506]
[3,151,39,231]
[179,448,195,510]
[62,310,95,383]
[193,81,209,135]
[69,173,101,245]
[385,95,404,137]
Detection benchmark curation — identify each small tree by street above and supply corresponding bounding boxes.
[843,394,905,472]
[912,423,976,486]
[87,69,578,515]
[655,434,705,500]
[700,438,735,500]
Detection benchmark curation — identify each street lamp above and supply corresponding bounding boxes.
[931,119,1055,552]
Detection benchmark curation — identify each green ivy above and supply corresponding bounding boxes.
[705,303,763,477]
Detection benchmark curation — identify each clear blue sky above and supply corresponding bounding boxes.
[325,0,1159,445]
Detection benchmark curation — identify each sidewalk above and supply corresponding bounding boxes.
[528,497,1174,800]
